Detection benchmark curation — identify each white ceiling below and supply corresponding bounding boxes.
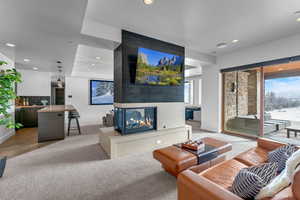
[0,0,87,74]
[1,0,300,78]
[72,45,113,79]
[86,0,300,54]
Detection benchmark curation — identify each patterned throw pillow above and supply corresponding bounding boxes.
[247,163,278,184]
[232,163,278,200]
[268,144,298,173]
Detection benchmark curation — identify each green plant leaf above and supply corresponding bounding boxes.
[0,60,23,129]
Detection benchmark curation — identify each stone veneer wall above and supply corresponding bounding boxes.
[237,71,249,116]
[224,71,237,129]
[248,70,260,115]
[224,70,260,130]
[224,71,250,128]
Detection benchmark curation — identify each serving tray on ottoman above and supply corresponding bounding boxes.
[153,137,232,176]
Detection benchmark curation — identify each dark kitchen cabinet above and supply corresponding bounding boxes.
[15,108,23,127]
[15,107,43,128]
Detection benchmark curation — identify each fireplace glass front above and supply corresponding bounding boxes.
[114,107,157,134]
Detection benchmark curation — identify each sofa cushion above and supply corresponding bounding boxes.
[268,144,298,173]
[257,150,300,199]
[263,186,296,200]
[201,159,248,189]
[232,169,266,199]
[293,169,300,200]
[257,138,286,151]
[231,163,278,199]
[235,147,269,166]
[247,163,278,184]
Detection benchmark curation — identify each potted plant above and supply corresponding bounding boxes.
[0,60,22,129]
[0,60,22,178]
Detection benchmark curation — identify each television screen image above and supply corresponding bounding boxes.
[90,80,114,105]
[136,47,184,86]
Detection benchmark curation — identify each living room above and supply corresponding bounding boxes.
[0,0,300,200]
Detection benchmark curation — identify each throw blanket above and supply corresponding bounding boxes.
[256,149,300,199]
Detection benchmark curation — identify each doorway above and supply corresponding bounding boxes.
[263,61,300,143]
[222,57,300,144]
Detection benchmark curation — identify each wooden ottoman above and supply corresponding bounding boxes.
[153,137,232,177]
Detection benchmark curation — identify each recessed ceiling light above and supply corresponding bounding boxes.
[91,63,96,66]
[96,56,101,60]
[24,58,30,62]
[33,67,38,70]
[216,42,227,48]
[6,43,16,47]
[297,17,300,22]
[232,39,239,43]
[143,0,154,5]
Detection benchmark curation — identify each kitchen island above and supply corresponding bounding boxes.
[37,105,76,142]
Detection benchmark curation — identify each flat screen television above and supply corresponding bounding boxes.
[90,80,114,105]
[135,47,184,86]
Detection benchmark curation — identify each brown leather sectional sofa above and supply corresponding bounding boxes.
[177,138,300,200]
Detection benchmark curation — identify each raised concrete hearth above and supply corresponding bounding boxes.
[99,125,192,159]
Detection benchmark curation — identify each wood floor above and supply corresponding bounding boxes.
[0,128,57,158]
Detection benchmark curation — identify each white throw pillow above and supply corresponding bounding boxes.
[256,149,300,200]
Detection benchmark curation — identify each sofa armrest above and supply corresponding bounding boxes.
[178,170,243,200]
[257,138,286,151]
[293,170,300,200]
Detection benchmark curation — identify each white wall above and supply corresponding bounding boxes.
[65,76,113,125]
[0,51,15,144]
[201,65,221,132]
[17,69,51,96]
[186,76,202,106]
[201,34,300,132]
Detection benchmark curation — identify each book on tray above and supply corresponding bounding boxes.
[181,139,205,152]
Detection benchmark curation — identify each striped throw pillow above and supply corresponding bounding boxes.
[268,144,298,172]
[247,163,278,184]
[232,163,278,200]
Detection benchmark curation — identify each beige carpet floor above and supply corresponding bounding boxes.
[0,125,256,200]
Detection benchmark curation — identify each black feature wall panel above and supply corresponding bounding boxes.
[114,30,185,103]
[114,45,123,103]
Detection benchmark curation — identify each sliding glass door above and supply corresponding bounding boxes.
[263,61,300,143]
[223,68,262,137]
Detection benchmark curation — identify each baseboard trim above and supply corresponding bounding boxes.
[0,129,15,144]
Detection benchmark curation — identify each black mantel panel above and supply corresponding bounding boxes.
[114,30,185,103]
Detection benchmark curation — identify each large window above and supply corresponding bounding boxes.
[222,60,300,143]
[184,80,193,104]
[223,68,261,137]
[264,69,300,142]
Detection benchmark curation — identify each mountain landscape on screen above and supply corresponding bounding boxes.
[136,47,183,86]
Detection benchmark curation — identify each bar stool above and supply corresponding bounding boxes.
[67,110,81,136]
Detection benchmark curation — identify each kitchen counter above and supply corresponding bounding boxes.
[37,105,76,143]
[38,105,75,113]
[16,105,45,109]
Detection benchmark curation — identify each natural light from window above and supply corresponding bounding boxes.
[265,76,300,123]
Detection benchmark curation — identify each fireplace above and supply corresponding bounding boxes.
[114,107,157,134]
